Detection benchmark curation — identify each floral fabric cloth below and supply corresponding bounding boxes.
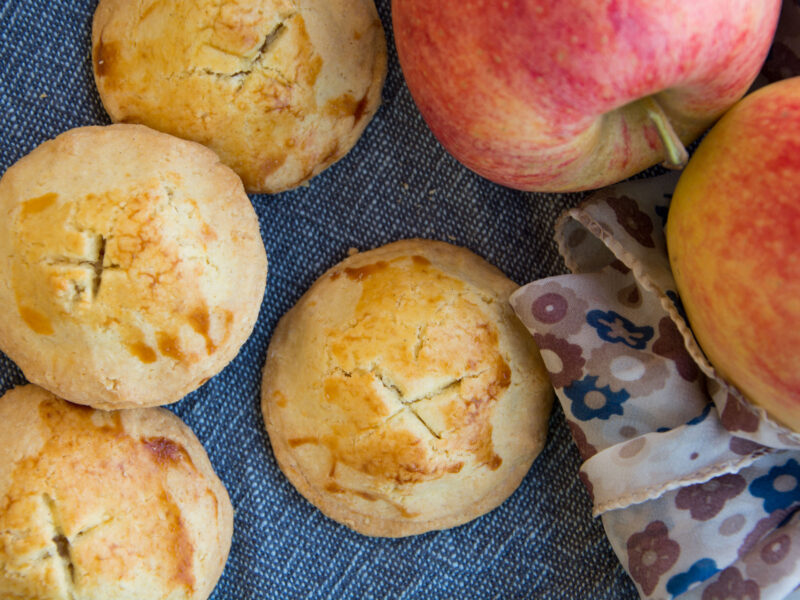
[510,173,800,599]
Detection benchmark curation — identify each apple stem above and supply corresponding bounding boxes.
[643,97,689,170]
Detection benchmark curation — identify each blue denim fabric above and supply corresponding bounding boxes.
[0,0,638,597]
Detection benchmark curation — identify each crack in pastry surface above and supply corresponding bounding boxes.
[0,396,209,598]
[280,255,510,517]
[93,0,386,192]
[42,493,76,599]
[264,241,554,536]
[10,182,233,366]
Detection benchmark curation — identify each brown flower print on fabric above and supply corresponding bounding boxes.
[719,514,748,537]
[567,420,598,460]
[720,393,760,433]
[607,194,656,248]
[739,509,793,559]
[652,317,700,382]
[675,474,747,521]
[529,281,588,336]
[534,333,585,389]
[761,534,791,565]
[745,526,800,585]
[627,521,680,595]
[729,437,770,457]
[701,567,760,600]
[617,282,642,308]
[532,293,568,324]
[586,343,668,398]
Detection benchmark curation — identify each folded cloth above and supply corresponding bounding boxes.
[511,173,800,599]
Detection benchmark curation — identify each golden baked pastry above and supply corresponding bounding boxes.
[0,124,267,409]
[262,239,553,536]
[0,384,233,600]
[92,0,387,194]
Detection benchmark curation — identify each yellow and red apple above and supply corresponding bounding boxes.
[392,0,781,192]
[667,77,800,432]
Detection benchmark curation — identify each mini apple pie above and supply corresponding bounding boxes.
[92,0,387,193]
[0,125,267,408]
[0,384,233,600]
[262,239,553,536]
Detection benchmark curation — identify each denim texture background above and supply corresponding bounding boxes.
[0,0,640,597]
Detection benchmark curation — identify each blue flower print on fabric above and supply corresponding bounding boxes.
[564,375,630,421]
[586,310,654,350]
[666,558,719,597]
[685,403,713,426]
[750,458,800,514]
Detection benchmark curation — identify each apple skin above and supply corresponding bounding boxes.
[392,0,781,192]
[666,77,800,433]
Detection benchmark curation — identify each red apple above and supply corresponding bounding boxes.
[392,0,781,192]
[667,77,800,432]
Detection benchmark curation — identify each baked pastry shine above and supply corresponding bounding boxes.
[0,125,267,408]
[262,239,553,536]
[92,0,387,193]
[0,384,233,600]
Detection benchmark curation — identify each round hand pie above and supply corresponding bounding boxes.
[0,384,233,600]
[262,239,553,536]
[92,0,387,193]
[0,124,267,408]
